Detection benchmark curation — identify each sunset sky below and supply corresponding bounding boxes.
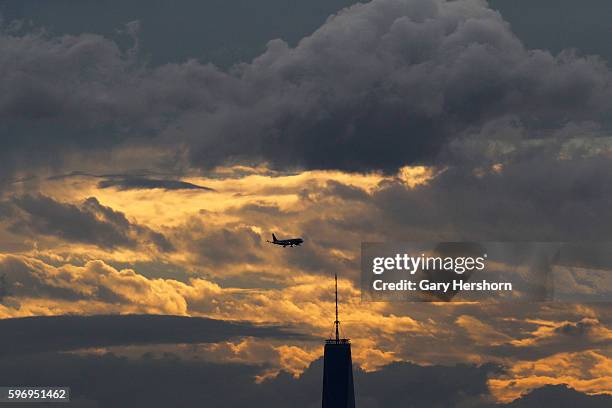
[0,1,611,406]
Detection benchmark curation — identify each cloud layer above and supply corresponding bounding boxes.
[0,314,301,357]
[1,0,612,180]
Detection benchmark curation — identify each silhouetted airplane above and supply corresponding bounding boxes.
[267,233,304,247]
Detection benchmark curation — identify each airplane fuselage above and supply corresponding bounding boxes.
[272,238,303,247]
[268,234,303,247]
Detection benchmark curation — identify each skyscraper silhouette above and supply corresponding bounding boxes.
[322,273,355,408]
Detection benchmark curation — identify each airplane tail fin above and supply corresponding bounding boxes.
[272,233,278,242]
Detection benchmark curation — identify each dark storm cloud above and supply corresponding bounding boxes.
[0,314,302,356]
[7,194,173,251]
[1,0,612,179]
[183,0,612,172]
[0,25,225,187]
[0,352,608,407]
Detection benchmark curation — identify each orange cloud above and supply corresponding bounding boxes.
[489,350,612,403]
[456,315,513,346]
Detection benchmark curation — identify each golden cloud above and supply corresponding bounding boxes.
[489,350,612,403]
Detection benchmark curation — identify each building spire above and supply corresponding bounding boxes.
[335,273,340,343]
[322,273,355,408]
[327,272,348,344]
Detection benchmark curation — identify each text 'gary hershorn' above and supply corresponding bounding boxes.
[370,253,512,293]
[360,242,612,302]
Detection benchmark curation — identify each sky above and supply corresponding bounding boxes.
[0,0,611,406]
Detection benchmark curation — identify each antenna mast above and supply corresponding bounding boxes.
[334,273,340,343]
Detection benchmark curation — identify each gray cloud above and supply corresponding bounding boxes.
[370,156,612,241]
[7,194,173,251]
[1,0,611,181]
[0,314,303,357]
[168,0,612,172]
